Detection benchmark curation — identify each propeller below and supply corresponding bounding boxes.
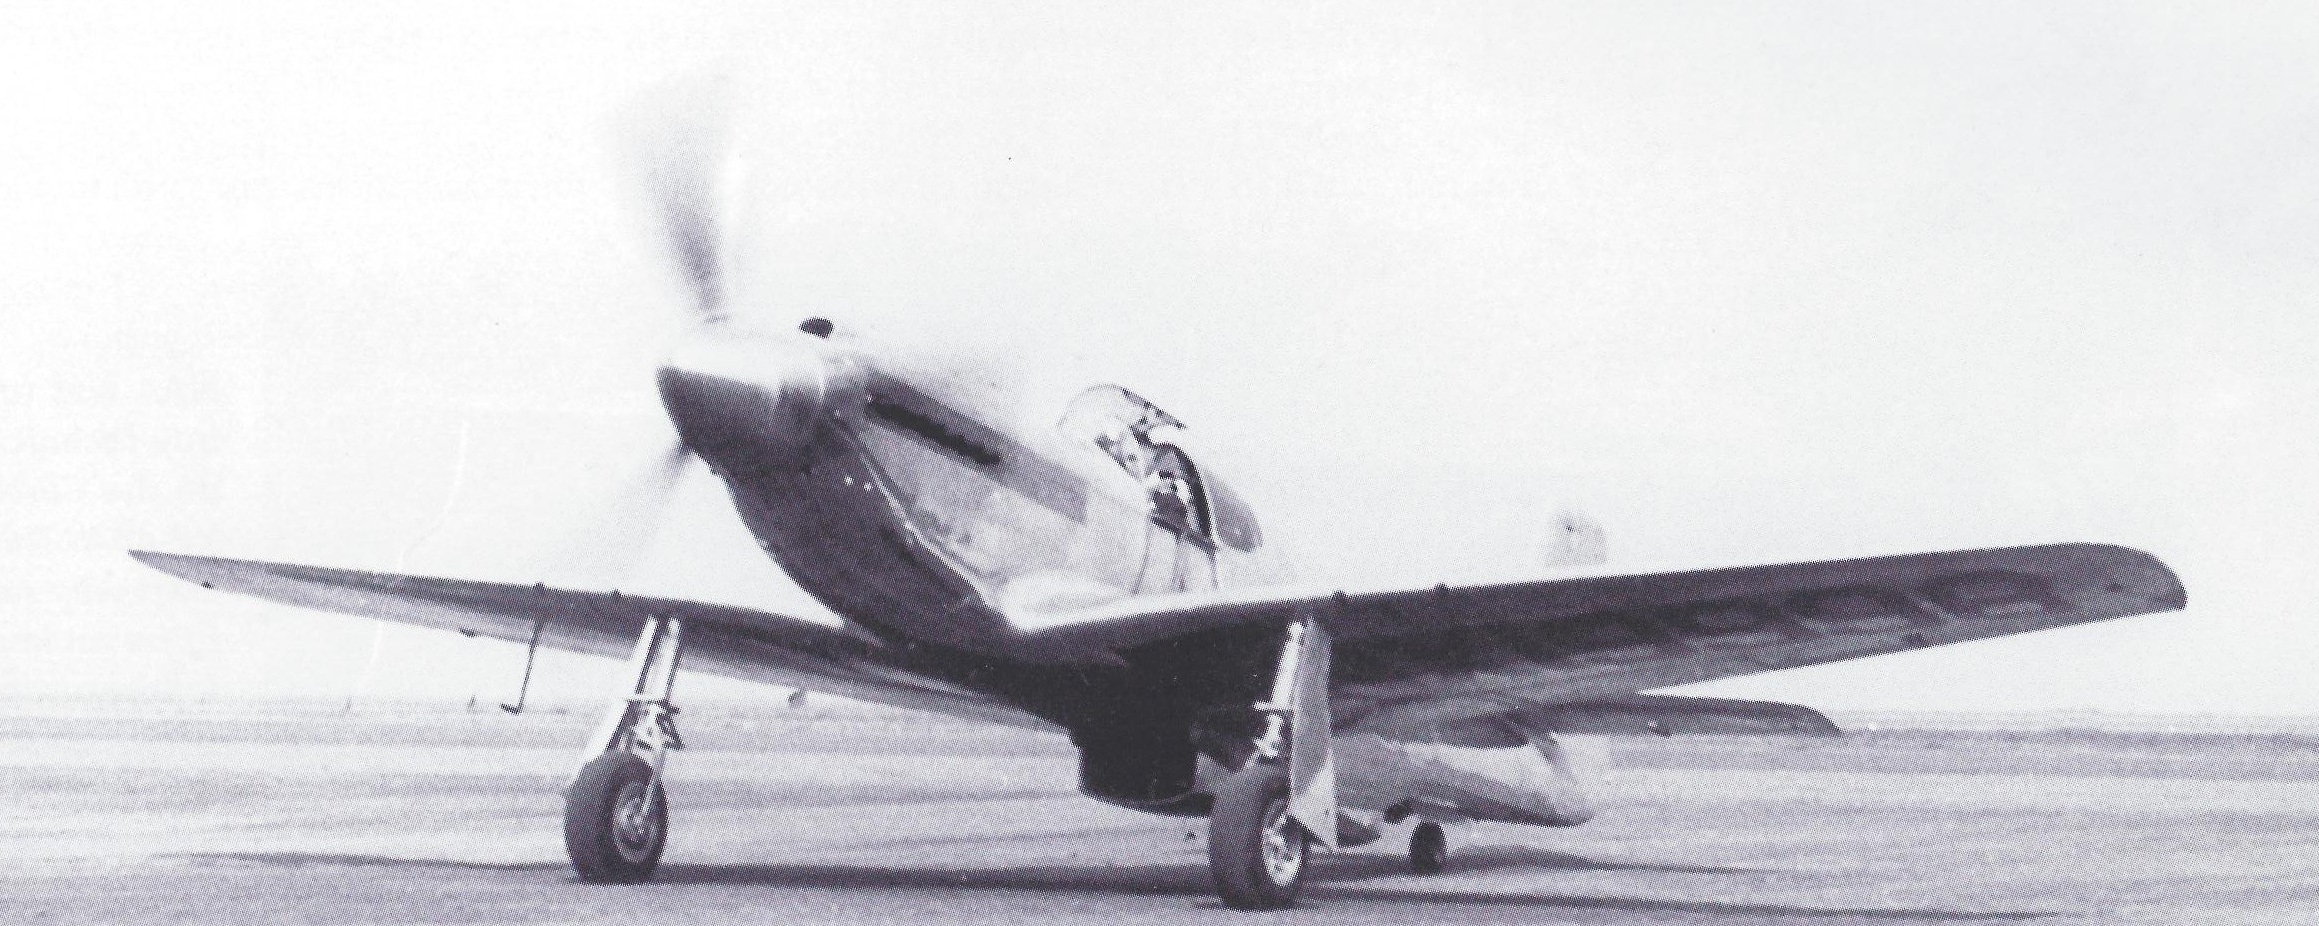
[614,71,740,324]
[489,72,752,713]
[539,441,695,590]
[536,73,747,592]
[504,437,693,714]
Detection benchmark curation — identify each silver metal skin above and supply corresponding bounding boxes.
[1333,730,1600,828]
[658,329,839,474]
[651,323,1597,829]
[654,325,1303,656]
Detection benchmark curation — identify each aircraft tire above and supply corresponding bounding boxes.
[565,752,667,883]
[1208,763,1306,910]
[1409,821,1447,875]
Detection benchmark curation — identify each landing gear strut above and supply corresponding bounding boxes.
[1207,616,1334,910]
[565,613,685,883]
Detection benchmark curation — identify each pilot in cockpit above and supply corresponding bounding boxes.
[1094,421,1149,478]
[1150,469,1193,533]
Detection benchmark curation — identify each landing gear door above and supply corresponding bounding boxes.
[1287,619,1336,848]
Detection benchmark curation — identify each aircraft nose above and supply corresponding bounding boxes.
[657,331,830,471]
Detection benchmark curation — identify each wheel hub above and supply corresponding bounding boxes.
[611,780,662,863]
[1259,796,1304,886]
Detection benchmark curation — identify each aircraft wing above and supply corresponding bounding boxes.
[129,551,1052,730]
[1027,543,2185,733]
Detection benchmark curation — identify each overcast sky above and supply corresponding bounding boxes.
[3,3,2314,714]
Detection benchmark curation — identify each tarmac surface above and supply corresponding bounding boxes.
[4,702,2317,925]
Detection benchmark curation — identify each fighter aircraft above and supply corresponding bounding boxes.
[129,83,2187,910]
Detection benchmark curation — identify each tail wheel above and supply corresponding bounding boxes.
[1208,764,1307,909]
[565,752,667,883]
[1409,820,1448,875]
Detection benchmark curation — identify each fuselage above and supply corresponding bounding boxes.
[661,323,1292,655]
[657,320,1596,828]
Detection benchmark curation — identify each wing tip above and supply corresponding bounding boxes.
[2063,542,2188,613]
[127,548,196,577]
[127,550,242,593]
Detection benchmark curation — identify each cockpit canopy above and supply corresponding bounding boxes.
[1057,384,1183,466]
[1057,384,1263,552]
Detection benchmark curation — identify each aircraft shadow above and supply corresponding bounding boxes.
[1437,844,1768,876]
[178,852,565,873]
[182,849,2053,920]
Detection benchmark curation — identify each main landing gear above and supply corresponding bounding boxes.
[565,613,685,883]
[1207,616,1336,910]
[1209,764,1301,907]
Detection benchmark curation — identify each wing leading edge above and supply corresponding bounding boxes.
[1026,543,2185,733]
[129,551,1049,730]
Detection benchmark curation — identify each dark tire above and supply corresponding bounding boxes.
[565,752,667,883]
[1207,764,1307,910]
[1409,821,1447,875]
